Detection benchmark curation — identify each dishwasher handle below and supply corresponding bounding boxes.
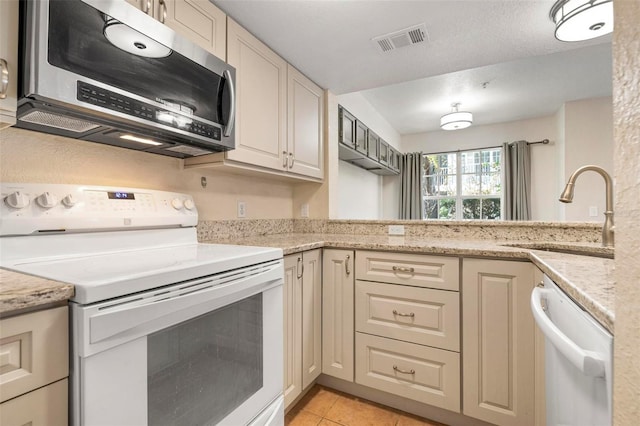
[531,287,606,378]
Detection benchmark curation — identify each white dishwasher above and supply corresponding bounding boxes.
[531,275,612,426]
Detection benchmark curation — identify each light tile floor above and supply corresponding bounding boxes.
[285,385,447,426]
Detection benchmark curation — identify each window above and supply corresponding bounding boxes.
[423,148,502,220]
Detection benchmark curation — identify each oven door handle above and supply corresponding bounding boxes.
[86,263,282,351]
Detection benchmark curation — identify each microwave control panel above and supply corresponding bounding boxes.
[77,81,221,141]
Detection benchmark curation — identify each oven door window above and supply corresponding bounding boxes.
[47,0,222,124]
[147,294,263,425]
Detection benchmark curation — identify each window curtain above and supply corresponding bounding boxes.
[502,140,531,220]
[399,153,423,220]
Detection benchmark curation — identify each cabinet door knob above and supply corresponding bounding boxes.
[296,257,303,279]
[0,58,8,100]
[158,0,167,23]
[392,309,415,318]
[392,265,415,274]
[393,365,415,375]
[345,254,351,276]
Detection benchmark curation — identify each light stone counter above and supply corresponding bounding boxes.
[206,233,615,334]
[0,269,74,315]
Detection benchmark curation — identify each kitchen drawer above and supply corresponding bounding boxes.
[0,306,68,402]
[355,333,460,413]
[0,378,67,425]
[355,251,459,291]
[355,280,460,351]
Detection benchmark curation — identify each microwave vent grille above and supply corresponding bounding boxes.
[20,110,101,133]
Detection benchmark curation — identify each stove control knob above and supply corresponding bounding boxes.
[184,199,195,211]
[62,194,78,208]
[5,191,30,209]
[36,192,58,209]
[171,198,184,210]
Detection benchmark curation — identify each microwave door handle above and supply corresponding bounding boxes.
[223,69,235,137]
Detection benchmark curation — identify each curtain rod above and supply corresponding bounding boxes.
[423,139,550,155]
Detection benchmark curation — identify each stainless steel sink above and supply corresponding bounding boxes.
[501,242,614,259]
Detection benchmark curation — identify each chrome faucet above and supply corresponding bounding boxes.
[559,165,614,247]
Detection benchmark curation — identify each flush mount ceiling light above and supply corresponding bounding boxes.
[440,103,473,131]
[550,0,613,42]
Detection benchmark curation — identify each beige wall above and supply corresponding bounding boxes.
[562,97,614,221]
[335,92,402,220]
[401,97,614,222]
[0,127,294,220]
[613,0,640,423]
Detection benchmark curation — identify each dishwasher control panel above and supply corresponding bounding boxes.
[0,183,198,235]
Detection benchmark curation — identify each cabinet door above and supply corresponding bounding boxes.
[0,378,67,426]
[355,121,368,155]
[125,0,154,15]
[339,107,356,147]
[322,249,355,382]
[283,254,302,407]
[287,65,324,180]
[301,249,322,389]
[226,18,287,171]
[379,139,389,165]
[0,0,18,128]
[462,259,535,426]
[161,0,226,60]
[367,130,380,160]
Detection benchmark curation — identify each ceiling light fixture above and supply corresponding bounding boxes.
[440,103,472,131]
[550,0,613,42]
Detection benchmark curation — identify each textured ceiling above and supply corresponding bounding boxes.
[213,0,612,134]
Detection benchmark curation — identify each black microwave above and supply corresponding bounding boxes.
[17,0,235,158]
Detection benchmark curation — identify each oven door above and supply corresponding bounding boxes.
[71,260,283,426]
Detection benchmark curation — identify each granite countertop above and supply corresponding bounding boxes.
[206,233,615,334]
[0,269,74,315]
[0,233,614,334]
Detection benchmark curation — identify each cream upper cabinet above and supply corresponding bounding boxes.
[184,19,325,182]
[322,249,355,382]
[125,0,226,59]
[287,64,324,180]
[462,258,536,426]
[0,0,18,128]
[283,249,322,409]
[224,18,288,171]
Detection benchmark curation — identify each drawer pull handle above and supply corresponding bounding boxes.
[392,266,415,274]
[345,255,351,275]
[393,365,415,375]
[392,309,415,318]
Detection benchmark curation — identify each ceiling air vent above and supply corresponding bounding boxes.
[372,23,428,53]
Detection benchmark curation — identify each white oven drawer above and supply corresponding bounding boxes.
[355,280,460,351]
[355,332,460,413]
[355,251,459,291]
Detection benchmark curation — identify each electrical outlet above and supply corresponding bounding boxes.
[589,206,598,217]
[388,225,405,235]
[237,201,246,218]
[301,203,309,218]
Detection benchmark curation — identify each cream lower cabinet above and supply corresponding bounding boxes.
[0,0,18,128]
[0,306,69,425]
[322,249,355,381]
[462,258,536,426]
[125,0,226,59]
[283,249,322,408]
[184,19,324,182]
[354,251,461,412]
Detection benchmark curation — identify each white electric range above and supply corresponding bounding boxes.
[0,183,285,426]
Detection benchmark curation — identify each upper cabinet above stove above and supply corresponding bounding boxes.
[126,0,226,60]
[184,18,325,182]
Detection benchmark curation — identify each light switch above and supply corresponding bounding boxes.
[589,206,598,217]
